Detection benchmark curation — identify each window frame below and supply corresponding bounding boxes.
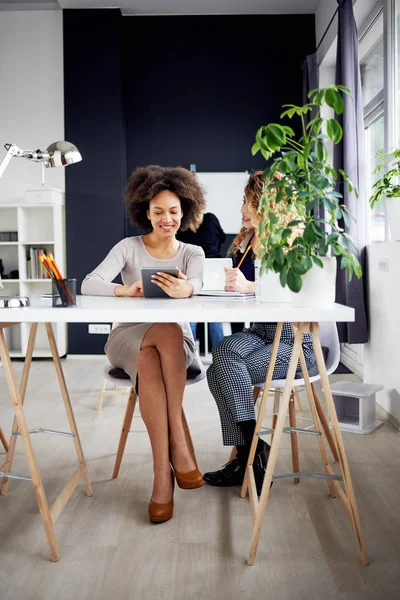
[359,1,390,242]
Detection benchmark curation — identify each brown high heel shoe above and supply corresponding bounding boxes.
[148,472,175,524]
[173,467,203,490]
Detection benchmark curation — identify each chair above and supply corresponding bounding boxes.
[0,425,9,452]
[229,322,340,478]
[100,357,206,479]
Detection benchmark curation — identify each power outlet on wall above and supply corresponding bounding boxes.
[88,324,111,335]
[378,258,389,272]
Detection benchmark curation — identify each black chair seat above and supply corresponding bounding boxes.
[109,364,202,381]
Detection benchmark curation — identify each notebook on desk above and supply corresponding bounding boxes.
[198,290,255,299]
[198,258,254,298]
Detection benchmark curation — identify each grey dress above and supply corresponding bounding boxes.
[81,236,205,384]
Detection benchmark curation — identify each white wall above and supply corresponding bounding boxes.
[0,10,64,202]
[364,243,400,425]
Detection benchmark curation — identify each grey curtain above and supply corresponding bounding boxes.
[334,0,368,343]
[302,54,325,228]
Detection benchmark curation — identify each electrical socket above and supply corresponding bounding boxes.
[378,258,389,272]
[88,324,111,335]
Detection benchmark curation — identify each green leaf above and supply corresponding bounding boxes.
[280,104,303,119]
[315,141,325,162]
[342,210,351,228]
[311,255,324,268]
[275,247,285,266]
[268,210,279,225]
[260,147,274,161]
[313,90,325,106]
[335,85,352,97]
[281,125,295,136]
[288,220,302,227]
[325,88,344,114]
[303,142,313,161]
[303,224,316,245]
[327,119,343,144]
[270,232,281,245]
[251,141,260,156]
[311,223,325,238]
[340,255,350,269]
[265,124,286,150]
[306,198,318,213]
[292,261,308,275]
[311,117,323,135]
[323,197,336,211]
[287,269,302,293]
[280,267,288,287]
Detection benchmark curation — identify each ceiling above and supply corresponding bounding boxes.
[1,0,321,14]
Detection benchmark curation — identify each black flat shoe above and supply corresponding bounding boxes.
[203,440,272,492]
[203,457,246,487]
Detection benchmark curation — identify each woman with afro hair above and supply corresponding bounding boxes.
[82,165,206,523]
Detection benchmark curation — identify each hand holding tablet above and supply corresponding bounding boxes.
[141,267,189,298]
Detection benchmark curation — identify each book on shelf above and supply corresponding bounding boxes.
[27,248,50,280]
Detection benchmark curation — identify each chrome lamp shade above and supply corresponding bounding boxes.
[44,141,82,168]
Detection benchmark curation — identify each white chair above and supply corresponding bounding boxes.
[229,322,340,476]
[100,356,206,479]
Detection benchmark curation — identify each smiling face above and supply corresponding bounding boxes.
[240,193,258,231]
[147,190,183,237]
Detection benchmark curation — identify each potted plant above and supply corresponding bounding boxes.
[369,148,400,241]
[252,85,362,305]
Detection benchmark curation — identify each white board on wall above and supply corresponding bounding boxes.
[196,172,249,233]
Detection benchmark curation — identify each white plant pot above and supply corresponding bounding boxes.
[293,256,337,307]
[386,197,400,241]
[255,260,293,303]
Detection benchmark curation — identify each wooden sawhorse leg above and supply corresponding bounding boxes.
[0,426,8,452]
[310,322,368,565]
[113,387,137,479]
[0,322,93,561]
[1,323,38,495]
[241,322,368,567]
[311,383,340,463]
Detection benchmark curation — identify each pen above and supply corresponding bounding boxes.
[236,244,252,270]
[39,254,55,279]
[47,253,63,280]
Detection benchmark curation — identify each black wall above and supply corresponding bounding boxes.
[64,10,315,353]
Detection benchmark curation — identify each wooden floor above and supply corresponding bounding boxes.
[1,358,400,600]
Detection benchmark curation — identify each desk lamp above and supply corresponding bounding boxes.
[0,140,82,292]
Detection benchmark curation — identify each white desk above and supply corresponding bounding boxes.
[0,296,367,566]
[0,295,355,324]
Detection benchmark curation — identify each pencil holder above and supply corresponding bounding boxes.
[52,278,77,307]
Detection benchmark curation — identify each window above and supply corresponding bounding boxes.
[359,8,385,242]
[360,14,384,110]
[365,113,385,242]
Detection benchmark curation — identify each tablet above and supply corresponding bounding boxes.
[141,267,180,298]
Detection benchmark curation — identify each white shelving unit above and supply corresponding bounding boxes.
[0,195,66,357]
